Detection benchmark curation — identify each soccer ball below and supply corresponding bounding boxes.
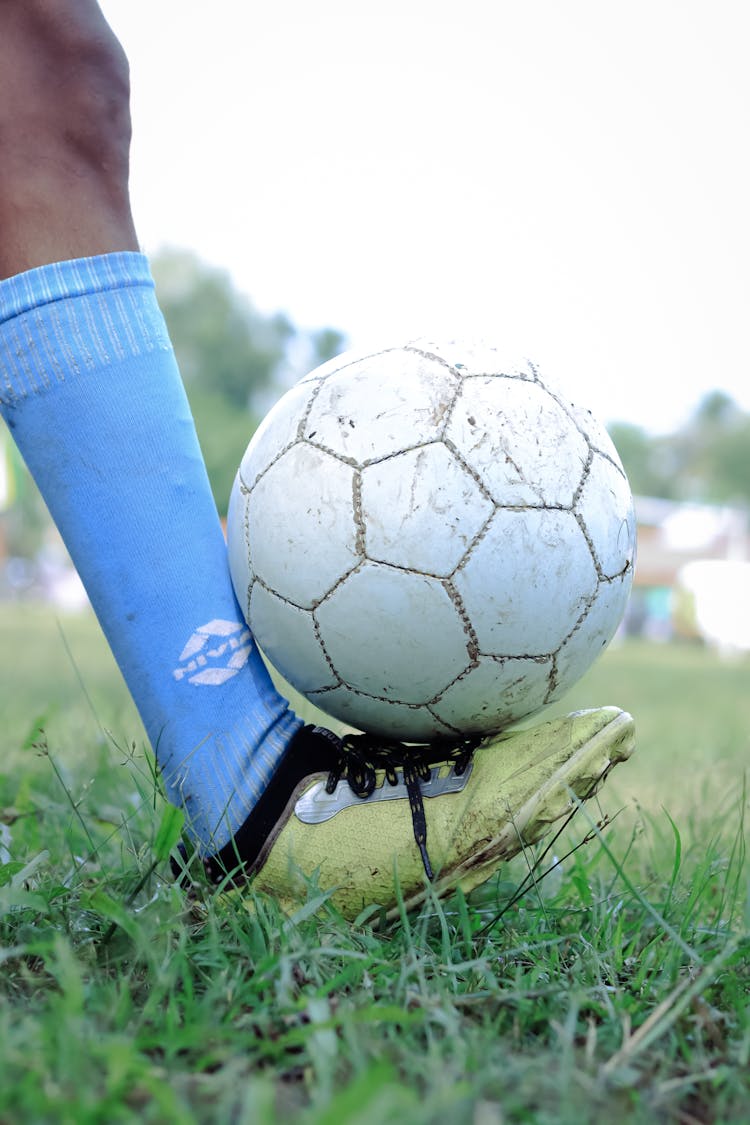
[227,340,635,741]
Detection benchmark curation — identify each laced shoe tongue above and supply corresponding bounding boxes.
[334,734,479,882]
[402,760,433,880]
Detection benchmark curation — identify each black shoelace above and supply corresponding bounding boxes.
[326,733,479,880]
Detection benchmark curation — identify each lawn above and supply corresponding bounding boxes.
[1,602,749,1123]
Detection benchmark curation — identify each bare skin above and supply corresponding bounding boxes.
[0,0,139,279]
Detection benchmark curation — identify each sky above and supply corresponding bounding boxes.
[100,0,750,434]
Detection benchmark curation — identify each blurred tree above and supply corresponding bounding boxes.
[609,391,750,506]
[607,422,678,499]
[309,327,347,370]
[711,418,750,503]
[151,249,346,513]
[694,389,738,427]
[152,249,294,410]
[0,423,50,560]
[680,392,750,504]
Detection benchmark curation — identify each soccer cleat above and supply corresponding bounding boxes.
[192,706,635,921]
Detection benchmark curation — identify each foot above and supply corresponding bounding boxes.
[0,0,139,278]
[184,707,635,921]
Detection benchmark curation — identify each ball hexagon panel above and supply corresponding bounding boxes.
[431,655,553,733]
[248,584,338,694]
[454,508,599,656]
[297,346,380,386]
[565,399,628,466]
[236,379,315,491]
[315,561,471,703]
[302,350,459,463]
[547,571,634,703]
[446,378,590,508]
[576,454,637,580]
[361,443,494,576]
[407,338,537,380]
[306,687,457,741]
[244,443,359,608]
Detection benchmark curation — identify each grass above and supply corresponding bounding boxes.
[1,602,749,1123]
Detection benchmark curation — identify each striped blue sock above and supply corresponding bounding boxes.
[0,252,302,853]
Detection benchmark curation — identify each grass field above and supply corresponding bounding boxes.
[1,602,749,1123]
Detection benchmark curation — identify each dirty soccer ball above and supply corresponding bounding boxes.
[227,340,636,740]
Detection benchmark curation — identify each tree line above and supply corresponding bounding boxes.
[156,249,750,514]
[610,391,750,508]
[151,249,345,513]
[3,249,749,564]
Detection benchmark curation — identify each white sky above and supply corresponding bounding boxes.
[100,0,750,434]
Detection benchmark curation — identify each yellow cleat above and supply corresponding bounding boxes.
[196,707,634,922]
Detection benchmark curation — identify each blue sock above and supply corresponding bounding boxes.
[0,252,302,853]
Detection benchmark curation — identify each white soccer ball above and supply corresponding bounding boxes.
[227,340,635,741]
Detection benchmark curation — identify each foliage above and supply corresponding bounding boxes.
[0,425,50,561]
[152,249,295,411]
[151,248,346,514]
[607,422,679,501]
[609,390,750,508]
[1,605,750,1122]
[183,388,267,519]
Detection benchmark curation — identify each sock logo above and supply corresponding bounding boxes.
[173,619,252,686]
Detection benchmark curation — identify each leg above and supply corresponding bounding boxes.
[0,0,138,277]
[0,0,308,853]
[0,0,634,913]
